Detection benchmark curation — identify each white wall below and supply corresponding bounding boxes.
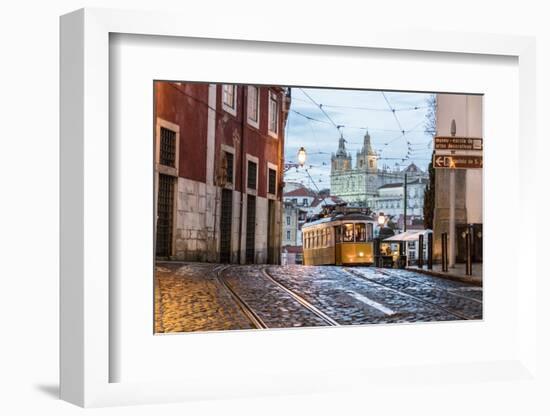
[436,94,483,224]
[2,1,549,415]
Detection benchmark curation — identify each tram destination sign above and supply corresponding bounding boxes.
[434,136,483,151]
[433,154,483,169]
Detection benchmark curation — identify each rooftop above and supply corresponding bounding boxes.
[283,187,317,198]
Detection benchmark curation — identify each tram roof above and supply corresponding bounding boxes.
[302,212,374,229]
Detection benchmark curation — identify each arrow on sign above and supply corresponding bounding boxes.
[433,155,482,169]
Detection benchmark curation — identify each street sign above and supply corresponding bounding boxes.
[434,136,483,151]
[433,154,483,169]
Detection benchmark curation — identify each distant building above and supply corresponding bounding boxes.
[330,130,425,206]
[281,201,307,265]
[283,186,317,208]
[154,82,290,264]
[282,181,307,193]
[281,201,307,247]
[372,178,427,217]
[308,195,347,218]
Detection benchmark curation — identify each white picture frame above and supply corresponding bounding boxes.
[60,8,538,408]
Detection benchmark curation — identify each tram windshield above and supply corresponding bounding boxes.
[343,224,354,242]
[340,222,373,243]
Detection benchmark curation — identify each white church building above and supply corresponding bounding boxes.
[330,130,426,209]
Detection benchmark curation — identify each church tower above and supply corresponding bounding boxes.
[331,135,352,172]
[356,130,377,172]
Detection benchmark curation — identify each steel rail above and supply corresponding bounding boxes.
[261,268,340,327]
[217,266,268,329]
[343,268,473,321]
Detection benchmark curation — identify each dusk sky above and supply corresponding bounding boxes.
[284,87,435,190]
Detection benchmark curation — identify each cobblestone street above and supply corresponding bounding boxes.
[155,262,483,333]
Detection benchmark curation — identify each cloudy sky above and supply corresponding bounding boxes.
[283,87,434,190]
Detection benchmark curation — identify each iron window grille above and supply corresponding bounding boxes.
[247,161,257,190]
[268,168,276,194]
[159,127,176,167]
[225,152,234,184]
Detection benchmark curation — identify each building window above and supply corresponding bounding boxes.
[268,91,279,137]
[247,86,259,127]
[247,161,257,190]
[268,168,277,195]
[292,198,298,204]
[224,151,234,184]
[222,84,237,115]
[286,230,291,240]
[286,216,291,226]
[302,198,308,206]
[159,127,176,167]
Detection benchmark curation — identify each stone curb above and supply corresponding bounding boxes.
[405,267,483,287]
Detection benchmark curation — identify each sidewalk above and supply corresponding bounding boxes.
[406,262,482,286]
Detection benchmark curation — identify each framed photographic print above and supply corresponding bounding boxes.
[60,8,538,408]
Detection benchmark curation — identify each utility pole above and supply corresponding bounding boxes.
[403,172,407,232]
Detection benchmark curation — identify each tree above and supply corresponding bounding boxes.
[423,94,437,230]
[423,151,435,230]
[424,94,437,137]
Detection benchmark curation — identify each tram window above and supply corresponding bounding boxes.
[335,226,342,243]
[355,223,367,242]
[343,223,354,242]
[367,223,374,241]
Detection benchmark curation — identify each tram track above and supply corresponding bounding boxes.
[261,268,340,327]
[216,266,268,329]
[217,265,339,329]
[343,267,474,320]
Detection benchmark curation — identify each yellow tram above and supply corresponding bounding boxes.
[302,212,376,266]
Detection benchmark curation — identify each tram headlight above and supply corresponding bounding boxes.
[358,252,364,257]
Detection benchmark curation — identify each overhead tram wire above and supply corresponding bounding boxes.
[299,88,344,137]
[290,95,428,112]
[290,109,429,135]
[287,88,433,169]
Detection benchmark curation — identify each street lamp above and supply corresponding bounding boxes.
[297,147,307,167]
[377,212,386,228]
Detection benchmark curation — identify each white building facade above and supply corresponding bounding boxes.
[330,131,425,207]
[433,93,483,264]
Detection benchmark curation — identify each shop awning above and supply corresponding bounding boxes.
[383,230,432,242]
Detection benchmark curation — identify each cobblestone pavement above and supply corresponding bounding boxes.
[155,262,483,333]
[155,262,253,333]
[267,266,480,325]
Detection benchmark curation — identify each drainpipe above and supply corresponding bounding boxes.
[237,85,246,264]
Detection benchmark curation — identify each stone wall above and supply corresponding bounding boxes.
[172,177,281,264]
[173,178,217,261]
